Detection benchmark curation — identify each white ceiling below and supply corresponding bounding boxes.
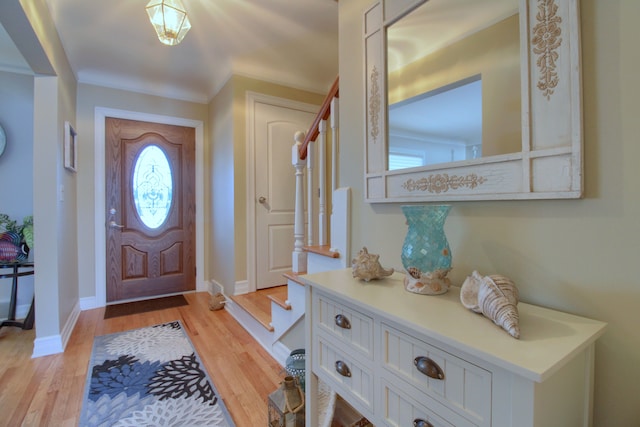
[0,0,339,103]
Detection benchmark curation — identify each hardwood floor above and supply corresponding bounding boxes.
[0,292,284,426]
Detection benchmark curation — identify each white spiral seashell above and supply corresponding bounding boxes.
[461,271,520,339]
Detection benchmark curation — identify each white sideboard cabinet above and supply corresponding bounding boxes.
[301,269,606,427]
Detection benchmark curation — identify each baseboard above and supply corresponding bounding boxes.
[79,296,98,310]
[61,301,81,348]
[32,334,64,358]
[32,300,81,358]
[234,280,249,295]
[16,303,30,319]
[208,279,226,295]
[0,302,31,320]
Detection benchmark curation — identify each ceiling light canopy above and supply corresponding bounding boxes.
[146,0,192,46]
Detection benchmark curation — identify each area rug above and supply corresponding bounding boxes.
[79,321,235,426]
[104,295,188,319]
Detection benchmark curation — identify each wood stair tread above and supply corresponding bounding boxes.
[267,287,291,310]
[283,271,306,286]
[230,291,276,332]
[229,285,293,332]
[303,245,340,258]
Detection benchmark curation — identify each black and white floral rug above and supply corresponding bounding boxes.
[80,321,235,426]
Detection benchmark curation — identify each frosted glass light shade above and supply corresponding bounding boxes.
[146,0,191,46]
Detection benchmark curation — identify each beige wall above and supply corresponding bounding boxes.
[208,75,324,295]
[0,71,34,310]
[14,0,79,340]
[339,0,639,425]
[209,79,236,295]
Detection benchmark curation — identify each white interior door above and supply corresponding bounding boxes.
[254,100,317,289]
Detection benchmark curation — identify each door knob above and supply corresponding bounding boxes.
[258,196,267,204]
[109,220,124,229]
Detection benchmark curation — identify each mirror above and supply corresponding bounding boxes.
[364,0,583,202]
[387,0,520,170]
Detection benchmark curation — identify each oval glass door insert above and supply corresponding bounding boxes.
[133,145,173,229]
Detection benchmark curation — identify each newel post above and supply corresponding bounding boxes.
[292,131,307,274]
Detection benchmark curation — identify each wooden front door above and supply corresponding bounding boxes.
[105,118,196,302]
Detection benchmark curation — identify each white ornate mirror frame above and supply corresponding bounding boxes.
[364,0,583,202]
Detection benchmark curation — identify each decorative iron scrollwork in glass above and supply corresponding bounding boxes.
[133,145,173,229]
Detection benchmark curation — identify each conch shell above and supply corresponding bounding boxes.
[460,270,520,339]
[403,266,451,295]
[351,247,394,281]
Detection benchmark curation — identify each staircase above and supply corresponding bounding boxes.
[225,77,350,367]
[226,256,345,366]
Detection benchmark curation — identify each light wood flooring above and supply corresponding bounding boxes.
[0,292,284,426]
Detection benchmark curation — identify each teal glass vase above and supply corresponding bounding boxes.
[401,205,452,294]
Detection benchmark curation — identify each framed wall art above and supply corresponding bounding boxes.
[64,121,77,172]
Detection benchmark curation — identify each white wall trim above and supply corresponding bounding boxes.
[234,279,250,296]
[79,296,97,311]
[208,279,224,295]
[32,300,81,358]
[94,107,205,307]
[245,92,319,293]
[32,335,63,358]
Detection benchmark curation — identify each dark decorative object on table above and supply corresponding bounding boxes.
[285,349,306,389]
[0,231,28,262]
[0,214,33,262]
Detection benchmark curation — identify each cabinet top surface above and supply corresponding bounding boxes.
[301,269,607,382]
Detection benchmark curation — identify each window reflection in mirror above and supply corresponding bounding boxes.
[386,0,521,171]
[388,76,482,170]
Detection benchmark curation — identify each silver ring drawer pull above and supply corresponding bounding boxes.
[335,314,351,329]
[414,356,445,380]
[335,360,352,377]
[413,419,434,427]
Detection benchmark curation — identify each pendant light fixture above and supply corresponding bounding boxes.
[146,0,191,46]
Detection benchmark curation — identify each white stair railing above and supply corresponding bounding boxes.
[291,77,339,274]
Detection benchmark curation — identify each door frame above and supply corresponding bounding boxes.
[245,92,319,293]
[94,107,205,307]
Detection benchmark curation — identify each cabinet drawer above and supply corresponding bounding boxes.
[381,377,477,427]
[315,333,374,415]
[315,292,374,359]
[381,323,491,426]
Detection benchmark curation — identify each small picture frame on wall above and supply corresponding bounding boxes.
[64,121,77,172]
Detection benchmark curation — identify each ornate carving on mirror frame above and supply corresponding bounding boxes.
[532,0,563,100]
[363,0,584,203]
[402,174,488,194]
[368,66,381,143]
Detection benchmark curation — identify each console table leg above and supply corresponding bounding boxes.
[22,297,35,330]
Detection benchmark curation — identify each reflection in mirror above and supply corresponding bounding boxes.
[387,0,520,171]
[388,76,482,170]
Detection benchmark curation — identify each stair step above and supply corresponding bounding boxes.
[267,287,291,310]
[283,271,306,286]
[230,288,285,332]
[303,245,340,258]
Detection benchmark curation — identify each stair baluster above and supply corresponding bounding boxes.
[291,132,307,274]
